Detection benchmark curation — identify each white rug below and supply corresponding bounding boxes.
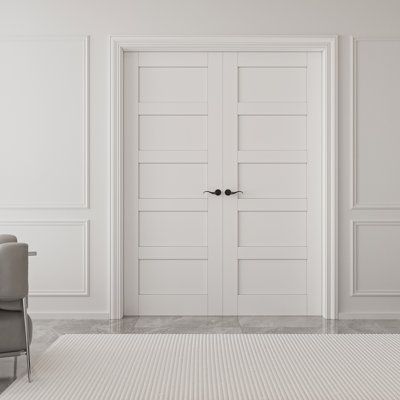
[2,334,400,399]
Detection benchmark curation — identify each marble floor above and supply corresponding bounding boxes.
[1,316,400,394]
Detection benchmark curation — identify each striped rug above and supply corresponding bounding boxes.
[2,334,400,399]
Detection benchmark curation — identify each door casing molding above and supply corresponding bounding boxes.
[109,35,338,319]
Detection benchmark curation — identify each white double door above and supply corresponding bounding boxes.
[124,50,322,316]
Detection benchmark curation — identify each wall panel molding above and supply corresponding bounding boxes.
[351,37,400,209]
[0,36,90,209]
[351,220,400,297]
[0,220,90,296]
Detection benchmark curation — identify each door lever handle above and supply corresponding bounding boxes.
[225,189,243,196]
[203,189,222,196]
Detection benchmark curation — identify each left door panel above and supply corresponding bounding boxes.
[123,52,223,315]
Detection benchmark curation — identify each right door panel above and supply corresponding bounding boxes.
[223,51,322,315]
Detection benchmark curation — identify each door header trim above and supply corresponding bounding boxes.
[109,35,338,319]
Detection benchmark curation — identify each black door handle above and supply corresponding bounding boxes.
[203,189,222,196]
[225,189,243,196]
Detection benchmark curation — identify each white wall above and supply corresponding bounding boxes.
[1,0,400,318]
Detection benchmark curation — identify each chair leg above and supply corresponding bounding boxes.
[22,297,31,382]
[13,356,17,379]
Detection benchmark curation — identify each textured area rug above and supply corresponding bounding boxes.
[2,334,400,399]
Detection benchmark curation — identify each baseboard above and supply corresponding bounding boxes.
[30,312,110,320]
[339,312,400,320]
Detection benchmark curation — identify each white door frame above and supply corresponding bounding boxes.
[110,35,338,320]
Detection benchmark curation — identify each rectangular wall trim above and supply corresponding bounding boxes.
[351,220,400,297]
[351,37,400,210]
[0,36,90,209]
[0,220,90,296]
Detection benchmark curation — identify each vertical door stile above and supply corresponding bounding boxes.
[123,52,139,315]
[207,52,224,315]
[222,52,239,315]
[306,52,323,315]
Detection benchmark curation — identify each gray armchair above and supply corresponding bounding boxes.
[0,238,32,382]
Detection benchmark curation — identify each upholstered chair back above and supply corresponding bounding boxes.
[0,243,29,301]
[0,234,17,244]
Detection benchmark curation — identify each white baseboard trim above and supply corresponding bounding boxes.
[30,312,110,320]
[339,312,400,320]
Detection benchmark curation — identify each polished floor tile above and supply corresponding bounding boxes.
[241,326,326,334]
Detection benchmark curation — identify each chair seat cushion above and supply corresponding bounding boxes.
[0,300,22,311]
[0,310,32,353]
